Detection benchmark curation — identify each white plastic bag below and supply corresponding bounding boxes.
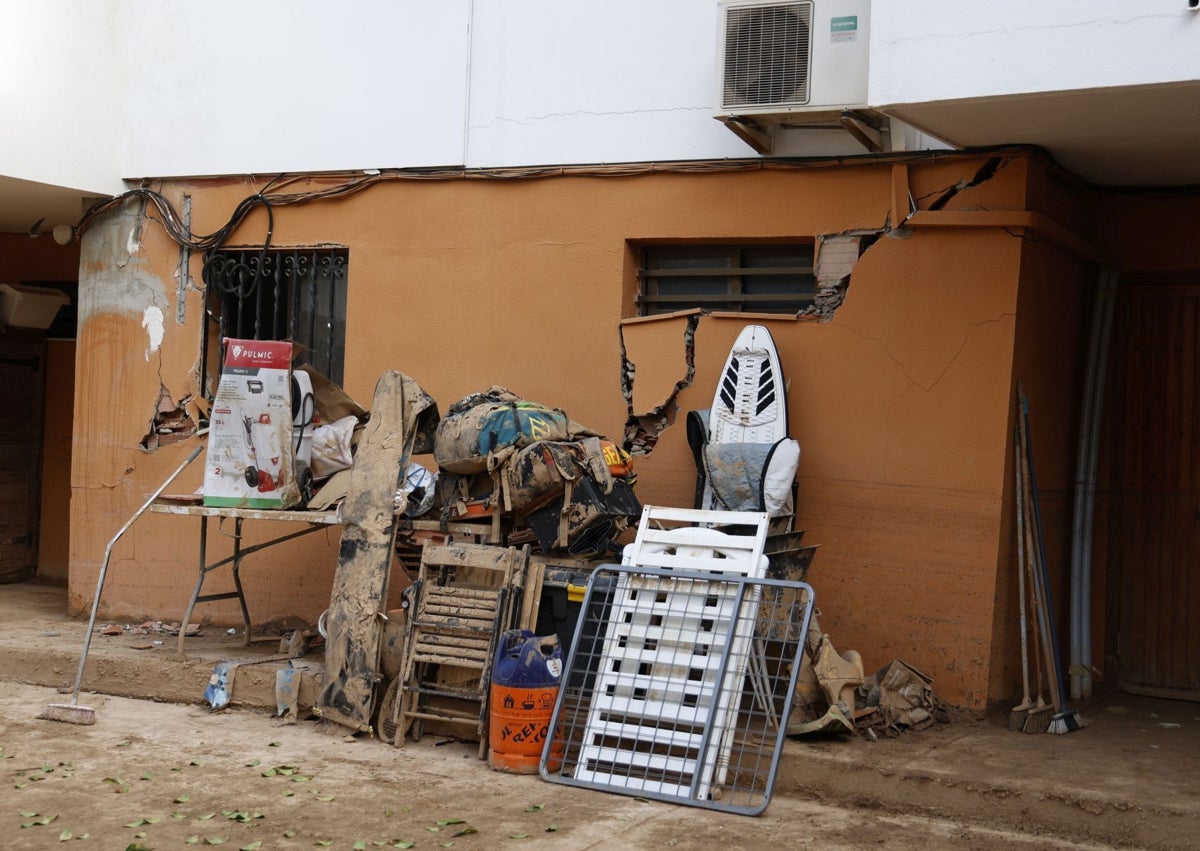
[310,415,357,479]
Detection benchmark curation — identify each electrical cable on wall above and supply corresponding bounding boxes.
[73,144,1091,257]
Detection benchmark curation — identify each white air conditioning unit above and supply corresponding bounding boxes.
[714,0,870,122]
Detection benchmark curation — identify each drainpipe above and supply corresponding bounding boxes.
[1071,266,1117,700]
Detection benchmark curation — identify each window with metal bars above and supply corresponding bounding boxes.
[202,247,347,390]
[637,244,816,316]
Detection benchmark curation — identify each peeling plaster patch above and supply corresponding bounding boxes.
[141,386,197,451]
[78,202,169,321]
[801,233,877,321]
[142,305,164,360]
[620,313,700,456]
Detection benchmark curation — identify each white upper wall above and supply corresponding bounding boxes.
[121,0,755,176]
[12,0,1200,185]
[0,0,129,195]
[869,0,1200,106]
[122,0,472,177]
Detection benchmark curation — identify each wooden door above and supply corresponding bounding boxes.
[0,332,46,583]
[1118,284,1200,699]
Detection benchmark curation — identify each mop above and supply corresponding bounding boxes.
[40,444,203,725]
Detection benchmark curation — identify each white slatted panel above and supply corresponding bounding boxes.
[574,507,768,801]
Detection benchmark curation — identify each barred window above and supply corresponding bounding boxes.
[637,244,816,316]
[202,247,347,387]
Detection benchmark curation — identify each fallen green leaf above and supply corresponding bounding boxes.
[316,841,333,847]
[244,759,260,768]
[268,741,281,748]
[239,843,262,851]
[175,793,191,803]
[140,772,153,781]
[452,827,478,837]
[261,768,276,777]
[524,803,544,812]
[291,775,311,783]
[281,790,294,798]
[509,834,529,840]
[436,818,466,826]
[282,831,296,838]
[125,844,149,851]
[78,833,90,840]
[173,812,188,820]
[353,842,367,851]
[384,809,394,817]
[115,741,131,748]
[14,782,28,789]
[394,842,415,849]
[313,794,335,802]
[545,825,559,832]
[20,811,37,818]
[204,839,226,846]
[198,812,216,820]
[58,828,73,841]
[134,832,147,839]
[185,837,201,846]
[22,814,58,828]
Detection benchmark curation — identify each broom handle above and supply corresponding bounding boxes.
[1013,426,1033,709]
[67,444,204,705]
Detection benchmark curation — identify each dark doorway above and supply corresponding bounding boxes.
[1114,282,1200,700]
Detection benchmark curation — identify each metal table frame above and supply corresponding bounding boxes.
[149,502,342,656]
[150,501,504,656]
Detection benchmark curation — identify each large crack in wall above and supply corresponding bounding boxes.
[619,231,880,455]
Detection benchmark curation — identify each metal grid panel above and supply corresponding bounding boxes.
[541,564,814,816]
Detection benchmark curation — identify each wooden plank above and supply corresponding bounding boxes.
[315,371,436,733]
[521,561,545,631]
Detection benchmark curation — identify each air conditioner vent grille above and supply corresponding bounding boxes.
[721,1,813,111]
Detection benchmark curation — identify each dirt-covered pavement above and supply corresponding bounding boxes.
[1,682,1122,851]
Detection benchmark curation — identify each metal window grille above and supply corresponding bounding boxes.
[638,245,816,316]
[540,563,815,815]
[202,247,347,386]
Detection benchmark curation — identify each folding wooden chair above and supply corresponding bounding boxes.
[391,542,528,756]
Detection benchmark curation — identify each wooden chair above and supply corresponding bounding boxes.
[390,541,528,756]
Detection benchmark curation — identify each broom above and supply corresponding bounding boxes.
[1019,388,1084,735]
[41,445,203,725]
[1009,426,1035,731]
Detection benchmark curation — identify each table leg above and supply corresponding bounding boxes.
[177,515,210,658]
[231,518,252,646]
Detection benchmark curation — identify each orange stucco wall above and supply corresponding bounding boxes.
[68,153,1080,709]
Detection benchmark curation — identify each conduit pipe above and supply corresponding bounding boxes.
[1071,266,1117,699]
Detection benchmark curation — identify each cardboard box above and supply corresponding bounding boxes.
[203,339,301,508]
[0,283,70,329]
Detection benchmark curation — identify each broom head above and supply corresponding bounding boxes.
[38,703,96,725]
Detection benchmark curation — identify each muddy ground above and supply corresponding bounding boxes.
[1,683,1122,851]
